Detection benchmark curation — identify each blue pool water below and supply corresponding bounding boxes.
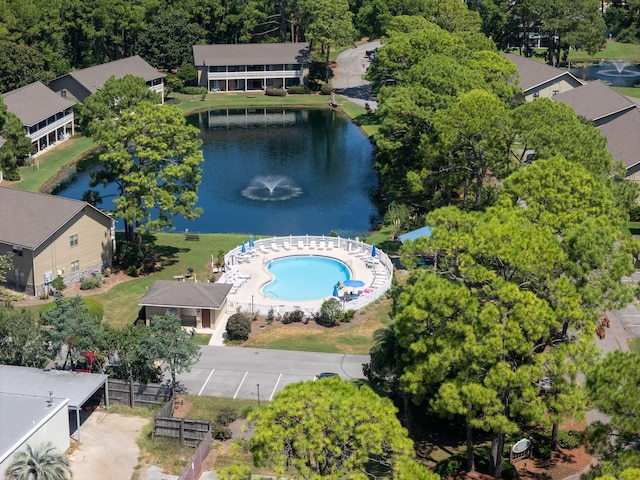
[262,256,350,301]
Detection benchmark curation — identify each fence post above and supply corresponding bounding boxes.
[129,377,135,408]
[180,418,185,445]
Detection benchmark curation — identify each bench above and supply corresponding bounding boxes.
[185,233,200,241]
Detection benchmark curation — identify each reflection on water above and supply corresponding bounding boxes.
[57,108,380,237]
[569,62,640,87]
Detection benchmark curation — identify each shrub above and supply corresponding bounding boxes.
[320,84,333,95]
[435,455,464,477]
[226,313,251,341]
[126,265,138,277]
[217,463,251,480]
[287,85,309,94]
[181,86,207,95]
[265,87,286,96]
[216,407,238,426]
[283,309,304,324]
[341,309,356,323]
[557,429,583,449]
[51,276,66,292]
[266,308,275,325]
[211,422,233,440]
[317,298,342,327]
[80,276,102,290]
[533,441,553,460]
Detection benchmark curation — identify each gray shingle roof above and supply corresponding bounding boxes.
[139,280,233,309]
[62,55,165,95]
[554,80,636,122]
[0,365,108,409]
[0,187,110,250]
[598,107,640,170]
[502,52,583,92]
[2,81,76,126]
[193,43,311,66]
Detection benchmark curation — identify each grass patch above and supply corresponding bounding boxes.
[244,297,391,354]
[14,137,97,193]
[629,337,640,355]
[179,395,259,421]
[137,423,195,475]
[340,102,380,137]
[193,333,212,345]
[613,86,640,98]
[566,40,640,62]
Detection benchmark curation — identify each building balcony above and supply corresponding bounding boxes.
[207,70,303,81]
[28,114,74,142]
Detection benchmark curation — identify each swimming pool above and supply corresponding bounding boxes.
[262,256,350,301]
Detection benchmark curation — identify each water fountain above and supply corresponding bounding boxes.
[572,60,640,87]
[241,175,303,201]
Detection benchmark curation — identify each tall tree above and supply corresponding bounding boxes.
[299,0,356,82]
[138,313,200,396]
[0,94,33,181]
[248,377,433,479]
[0,301,48,368]
[0,41,53,92]
[4,442,71,480]
[93,102,204,244]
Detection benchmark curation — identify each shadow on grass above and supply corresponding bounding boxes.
[154,243,186,269]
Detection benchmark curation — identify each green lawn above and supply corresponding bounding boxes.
[567,40,640,62]
[629,337,640,355]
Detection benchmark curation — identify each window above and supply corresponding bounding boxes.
[533,91,540,99]
[12,246,23,256]
[71,260,80,273]
[552,89,559,96]
[70,234,78,247]
[60,89,67,98]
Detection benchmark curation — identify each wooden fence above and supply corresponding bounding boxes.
[153,416,211,447]
[177,431,212,480]
[107,378,172,408]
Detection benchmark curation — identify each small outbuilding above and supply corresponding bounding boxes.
[139,280,233,329]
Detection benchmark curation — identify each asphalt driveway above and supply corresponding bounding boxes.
[176,346,370,401]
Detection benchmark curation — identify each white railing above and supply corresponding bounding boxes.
[207,70,302,81]
[28,113,74,142]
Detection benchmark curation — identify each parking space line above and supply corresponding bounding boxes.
[198,369,215,396]
[620,314,640,317]
[233,371,248,399]
[269,374,282,401]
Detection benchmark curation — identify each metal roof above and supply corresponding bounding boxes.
[0,365,108,410]
[139,280,232,309]
[193,43,311,67]
[0,393,69,464]
[2,81,76,126]
[0,187,112,250]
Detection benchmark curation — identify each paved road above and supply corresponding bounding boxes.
[176,346,369,401]
[333,41,381,109]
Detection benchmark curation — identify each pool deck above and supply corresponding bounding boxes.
[204,238,392,345]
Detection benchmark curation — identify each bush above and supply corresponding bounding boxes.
[266,308,275,325]
[317,298,342,327]
[320,84,333,95]
[51,276,66,292]
[226,313,251,341]
[287,85,310,94]
[211,422,233,440]
[80,276,102,290]
[265,87,287,97]
[435,455,464,477]
[115,240,149,270]
[283,309,304,324]
[341,309,356,323]
[557,429,583,449]
[181,86,207,95]
[216,407,238,426]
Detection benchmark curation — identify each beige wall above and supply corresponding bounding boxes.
[32,207,113,295]
[144,305,226,329]
[525,77,581,101]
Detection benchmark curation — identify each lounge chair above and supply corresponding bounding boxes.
[271,242,281,251]
[326,240,335,250]
[297,240,305,250]
[348,244,362,255]
[283,241,292,250]
[317,240,326,250]
[259,243,270,254]
[309,240,317,249]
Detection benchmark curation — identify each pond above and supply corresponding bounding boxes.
[57,108,380,237]
[569,61,640,87]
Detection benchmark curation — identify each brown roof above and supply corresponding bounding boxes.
[502,52,583,92]
[139,280,233,310]
[0,187,109,249]
[193,43,311,66]
[60,55,165,95]
[554,80,636,122]
[2,82,76,126]
[598,107,640,170]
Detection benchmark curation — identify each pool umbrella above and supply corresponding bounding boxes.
[344,279,365,288]
[249,236,254,248]
[371,244,377,257]
[241,242,246,253]
[333,284,340,297]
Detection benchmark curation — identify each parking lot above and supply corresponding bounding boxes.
[176,346,370,401]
